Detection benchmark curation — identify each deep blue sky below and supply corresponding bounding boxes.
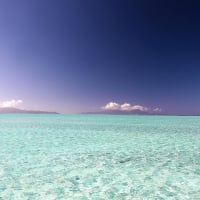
[0,0,200,114]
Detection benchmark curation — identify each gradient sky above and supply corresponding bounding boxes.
[0,0,200,114]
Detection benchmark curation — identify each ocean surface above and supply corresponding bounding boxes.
[0,114,200,199]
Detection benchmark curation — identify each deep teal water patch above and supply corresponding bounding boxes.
[0,114,200,199]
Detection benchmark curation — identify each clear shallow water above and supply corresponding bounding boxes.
[0,115,200,199]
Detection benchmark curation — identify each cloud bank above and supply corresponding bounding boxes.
[0,100,23,108]
[102,102,161,113]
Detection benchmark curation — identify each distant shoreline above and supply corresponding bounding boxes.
[0,107,59,114]
[81,112,200,117]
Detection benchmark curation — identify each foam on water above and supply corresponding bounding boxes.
[0,114,200,199]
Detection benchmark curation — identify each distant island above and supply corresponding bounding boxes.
[0,107,59,114]
[82,110,200,116]
[82,110,156,115]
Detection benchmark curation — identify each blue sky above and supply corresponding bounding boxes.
[0,0,200,114]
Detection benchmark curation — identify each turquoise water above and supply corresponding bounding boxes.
[0,114,200,199]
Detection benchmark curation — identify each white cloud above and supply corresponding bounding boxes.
[0,99,23,108]
[153,107,162,112]
[120,103,132,111]
[102,102,149,112]
[102,102,121,110]
[102,101,161,113]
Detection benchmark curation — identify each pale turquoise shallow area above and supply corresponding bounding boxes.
[0,114,200,199]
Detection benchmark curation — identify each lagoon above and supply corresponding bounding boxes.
[0,114,200,199]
